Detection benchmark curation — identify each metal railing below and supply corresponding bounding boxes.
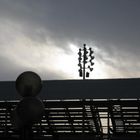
[0,99,140,139]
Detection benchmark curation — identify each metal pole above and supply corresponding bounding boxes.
[78,43,94,79]
[83,44,86,80]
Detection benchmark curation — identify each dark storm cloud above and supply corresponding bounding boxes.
[1,0,140,50]
[0,0,140,80]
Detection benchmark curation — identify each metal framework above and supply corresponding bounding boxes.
[78,44,95,80]
[0,99,140,139]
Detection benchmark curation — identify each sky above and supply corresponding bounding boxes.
[0,0,140,81]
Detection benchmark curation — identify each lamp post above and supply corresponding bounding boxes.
[13,71,44,140]
[78,44,95,80]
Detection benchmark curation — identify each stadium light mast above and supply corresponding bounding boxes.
[78,44,95,80]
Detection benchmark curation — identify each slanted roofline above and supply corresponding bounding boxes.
[0,78,140,100]
[41,78,140,99]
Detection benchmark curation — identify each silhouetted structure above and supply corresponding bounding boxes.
[0,99,140,139]
[0,78,140,139]
[78,44,95,79]
[12,71,44,140]
[1,78,140,100]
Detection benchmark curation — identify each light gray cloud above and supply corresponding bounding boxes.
[0,0,140,80]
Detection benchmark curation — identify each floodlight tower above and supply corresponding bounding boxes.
[78,44,95,80]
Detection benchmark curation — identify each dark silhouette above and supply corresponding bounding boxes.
[13,71,44,140]
[0,74,140,139]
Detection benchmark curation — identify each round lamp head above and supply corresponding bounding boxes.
[16,71,42,97]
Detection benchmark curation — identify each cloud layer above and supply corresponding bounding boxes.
[0,0,140,81]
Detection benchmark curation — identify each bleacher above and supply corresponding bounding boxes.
[0,99,140,139]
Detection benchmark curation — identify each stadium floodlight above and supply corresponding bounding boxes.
[78,44,95,80]
[90,61,94,66]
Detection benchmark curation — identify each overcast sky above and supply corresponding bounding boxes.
[0,0,140,81]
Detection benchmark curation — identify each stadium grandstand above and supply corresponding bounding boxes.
[0,78,140,139]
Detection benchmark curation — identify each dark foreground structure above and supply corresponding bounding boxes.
[1,78,140,100]
[1,99,140,140]
[1,78,140,139]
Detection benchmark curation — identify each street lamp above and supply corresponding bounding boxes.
[78,44,95,80]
